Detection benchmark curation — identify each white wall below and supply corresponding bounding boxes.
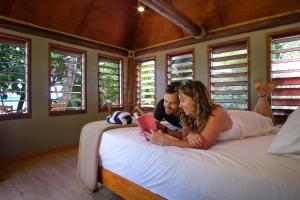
[136,22,300,110]
[0,27,128,159]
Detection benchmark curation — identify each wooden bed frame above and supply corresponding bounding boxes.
[98,167,163,200]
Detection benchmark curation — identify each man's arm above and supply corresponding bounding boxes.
[165,128,182,139]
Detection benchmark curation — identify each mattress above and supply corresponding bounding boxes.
[99,127,300,200]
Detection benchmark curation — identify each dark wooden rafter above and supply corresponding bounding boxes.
[139,0,205,38]
[76,0,96,35]
[213,0,225,26]
[1,0,15,16]
[135,11,300,56]
[0,17,128,56]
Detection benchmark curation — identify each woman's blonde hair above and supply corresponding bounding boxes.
[179,81,218,132]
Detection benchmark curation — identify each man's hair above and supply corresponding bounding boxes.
[166,81,182,94]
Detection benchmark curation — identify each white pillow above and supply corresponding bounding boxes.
[268,107,300,154]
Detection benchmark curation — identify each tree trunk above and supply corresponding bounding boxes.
[17,93,25,113]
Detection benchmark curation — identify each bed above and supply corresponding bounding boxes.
[78,120,300,200]
[99,126,300,200]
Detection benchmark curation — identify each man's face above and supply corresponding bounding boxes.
[163,92,179,115]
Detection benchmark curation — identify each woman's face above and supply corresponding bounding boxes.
[179,92,195,116]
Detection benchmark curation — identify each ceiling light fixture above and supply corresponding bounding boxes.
[137,1,145,12]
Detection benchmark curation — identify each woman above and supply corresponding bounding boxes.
[146,80,277,149]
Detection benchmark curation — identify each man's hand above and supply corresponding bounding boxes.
[155,120,166,131]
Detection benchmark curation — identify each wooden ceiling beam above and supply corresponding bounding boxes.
[213,0,225,26]
[76,0,96,35]
[0,17,128,56]
[2,0,15,16]
[139,0,205,39]
[135,11,300,56]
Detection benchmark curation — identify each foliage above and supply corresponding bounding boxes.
[170,56,193,85]
[139,62,155,107]
[50,51,84,110]
[210,49,248,110]
[0,42,26,113]
[99,60,121,107]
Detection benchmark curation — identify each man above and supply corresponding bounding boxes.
[154,82,182,137]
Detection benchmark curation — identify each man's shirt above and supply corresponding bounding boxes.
[153,99,181,128]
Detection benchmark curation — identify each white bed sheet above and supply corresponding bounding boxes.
[99,127,300,200]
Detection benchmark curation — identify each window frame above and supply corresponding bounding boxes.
[266,27,300,123]
[98,54,124,112]
[165,49,195,87]
[48,43,87,116]
[207,38,251,110]
[135,57,157,111]
[0,32,32,121]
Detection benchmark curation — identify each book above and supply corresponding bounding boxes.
[135,114,157,141]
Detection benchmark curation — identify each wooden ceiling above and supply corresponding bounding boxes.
[0,0,300,51]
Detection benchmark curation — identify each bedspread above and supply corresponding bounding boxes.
[77,120,137,190]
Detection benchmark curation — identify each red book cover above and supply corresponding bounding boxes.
[136,114,157,140]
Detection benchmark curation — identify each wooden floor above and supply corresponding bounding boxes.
[0,149,123,200]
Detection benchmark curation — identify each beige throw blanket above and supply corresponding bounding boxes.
[77,120,137,190]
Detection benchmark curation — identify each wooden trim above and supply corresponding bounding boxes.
[247,38,251,110]
[0,144,79,164]
[0,16,128,56]
[99,167,164,200]
[48,43,87,116]
[97,54,125,113]
[268,27,300,40]
[135,56,156,63]
[126,56,135,112]
[0,32,29,44]
[165,48,195,87]
[0,31,32,121]
[135,11,300,56]
[207,37,250,50]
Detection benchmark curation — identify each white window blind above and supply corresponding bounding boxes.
[270,31,300,117]
[209,40,249,110]
[98,57,122,108]
[136,59,156,108]
[0,33,31,119]
[167,52,194,85]
[50,45,86,113]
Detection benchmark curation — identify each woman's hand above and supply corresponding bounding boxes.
[145,130,165,146]
[187,133,204,148]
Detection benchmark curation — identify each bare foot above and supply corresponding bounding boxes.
[265,80,279,97]
[254,79,266,97]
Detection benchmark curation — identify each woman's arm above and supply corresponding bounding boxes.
[193,107,232,149]
[145,130,195,148]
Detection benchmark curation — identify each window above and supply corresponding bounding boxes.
[166,50,194,85]
[268,29,300,120]
[98,55,123,111]
[136,58,156,108]
[0,33,31,120]
[208,39,249,110]
[49,44,86,115]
